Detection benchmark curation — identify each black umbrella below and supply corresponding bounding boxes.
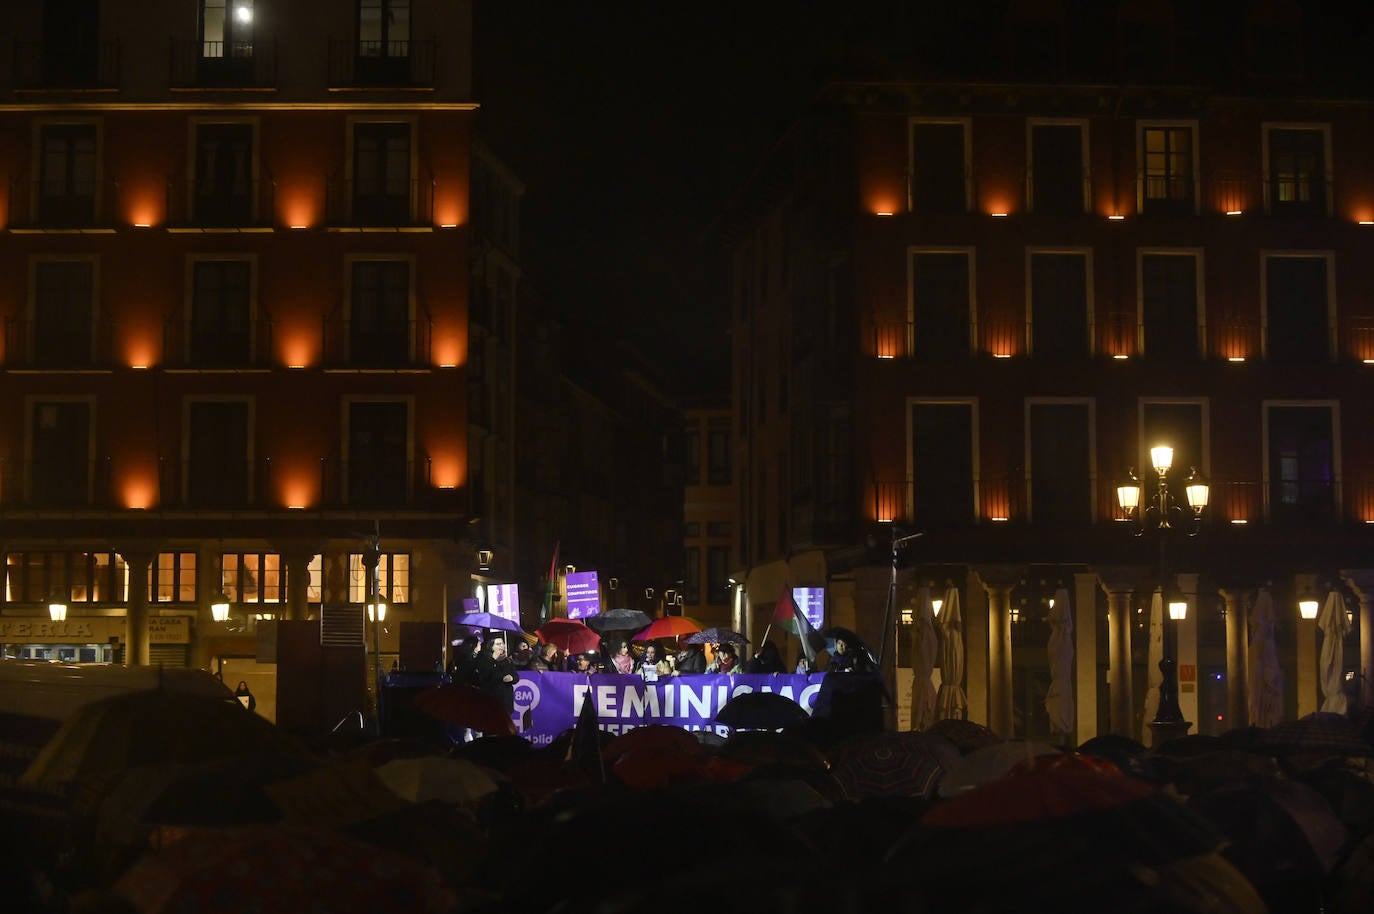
[585,608,652,633]
[715,691,808,731]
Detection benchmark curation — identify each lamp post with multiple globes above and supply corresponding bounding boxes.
[1117,445,1209,744]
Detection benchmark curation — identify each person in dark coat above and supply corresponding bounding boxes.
[449,635,482,686]
[745,640,786,674]
[673,642,707,675]
[473,635,518,714]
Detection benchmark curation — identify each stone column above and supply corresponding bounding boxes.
[1175,573,1200,729]
[121,551,153,666]
[963,575,989,728]
[1099,568,1143,738]
[1339,569,1374,709]
[974,565,1019,739]
[285,552,312,622]
[1218,588,1251,729]
[1294,573,1319,718]
[1073,572,1099,741]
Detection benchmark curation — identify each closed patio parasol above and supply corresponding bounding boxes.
[1045,587,1075,737]
[1249,588,1284,728]
[910,587,938,731]
[1318,591,1352,715]
[934,585,967,720]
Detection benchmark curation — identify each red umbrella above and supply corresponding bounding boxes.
[634,616,701,641]
[412,684,515,736]
[537,619,601,654]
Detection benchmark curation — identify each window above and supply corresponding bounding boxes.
[1139,124,1195,215]
[1029,251,1090,357]
[37,123,98,226]
[1265,403,1337,525]
[190,259,252,364]
[1141,401,1206,488]
[28,400,91,506]
[349,260,411,365]
[1264,254,1331,362]
[707,425,731,485]
[1140,252,1200,360]
[911,401,976,529]
[683,547,700,604]
[706,521,732,537]
[909,122,968,215]
[193,124,254,225]
[199,0,255,82]
[1029,123,1085,215]
[352,123,411,224]
[186,399,250,506]
[347,400,409,506]
[358,0,410,58]
[909,250,973,358]
[1266,127,1328,217]
[6,551,126,604]
[684,522,701,538]
[222,552,284,604]
[40,0,100,86]
[32,260,94,367]
[1028,401,1093,527]
[151,553,197,603]
[685,421,702,485]
[707,546,730,605]
[348,552,410,604]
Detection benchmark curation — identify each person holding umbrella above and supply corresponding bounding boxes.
[473,636,517,716]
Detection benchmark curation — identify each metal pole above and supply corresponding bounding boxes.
[363,542,382,735]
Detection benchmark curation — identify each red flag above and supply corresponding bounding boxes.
[772,586,796,623]
[540,540,560,626]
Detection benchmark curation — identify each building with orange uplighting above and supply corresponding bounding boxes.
[728,5,1374,741]
[0,0,478,728]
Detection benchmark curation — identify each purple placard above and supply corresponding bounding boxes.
[565,570,601,619]
[487,583,520,623]
[461,597,480,615]
[793,587,825,631]
[508,672,825,745]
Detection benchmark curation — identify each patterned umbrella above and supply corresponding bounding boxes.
[686,627,750,644]
[828,730,959,801]
[537,619,601,654]
[114,823,454,914]
[1256,714,1374,758]
[634,616,702,641]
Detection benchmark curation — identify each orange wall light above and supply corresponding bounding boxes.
[433,185,467,229]
[429,453,465,489]
[431,326,466,369]
[279,329,318,369]
[125,337,157,369]
[279,183,321,230]
[122,476,158,510]
[125,190,163,228]
[281,475,316,510]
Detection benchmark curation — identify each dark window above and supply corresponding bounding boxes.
[1030,403,1091,526]
[912,403,974,528]
[683,547,700,604]
[38,124,97,226]
[33,261,93,367]
[194,124,253,225]
[707,546,730,605]
[351,261,410,365]
[706,521,732,537]
[684,522,701,538]
[42,0,99,86]
[1141,403,1205,485]
[1265,257,1328,362]
[685,427,702,485]
[1030,253,1088,357]
[1141,254,1198,360]
[348,401,408,506]
[1268,129,1326,217]
[188,401,249,506]
[911,123,966,215]
[1141,126,1193,215]
[353,123,411,224]
[357,0,411,82]
[199,0,255,82]
[707,428,731,485]
[911,252,971,358]
[1030,125,1083,215]
[30,401,90,506]
[191,260,251,365]
[1267,406,1334,525]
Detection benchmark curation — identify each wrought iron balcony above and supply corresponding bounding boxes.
[162,318,274,369]
[0,458,113,508]
[169,39,277,88]
[7,178,119,230]
[322,317,431,368]
[2,319,117,369]
[165,177,276,229]
[325,177,434,227]
[327,39,436,88]
[12,40,120,90]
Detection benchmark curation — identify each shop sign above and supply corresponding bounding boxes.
[0,620,98,640]
[148,616,191,644]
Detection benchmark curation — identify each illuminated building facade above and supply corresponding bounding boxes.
[0,0,476,722]
[729,5,1374,740]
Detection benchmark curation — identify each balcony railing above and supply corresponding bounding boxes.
[325,177,434,227]
[169,39,277,88]
[872,474,1374,528]
[12,40,120,90]
[0,459,112,508]
[2,319,116,369]
[162,318,274,369]
[166,177,275,229]
[322,317,431,368]
[7,178,119,230]
[327,39,436,87]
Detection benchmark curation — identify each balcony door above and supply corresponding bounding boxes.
[352,123,411,224]
[33,260,94,367]
[348,401,409,506]
[30,401,91,506]
[187,400,250,506]
[1029,401,1092,526]
[350,260,410,365]
[911,401,975,529]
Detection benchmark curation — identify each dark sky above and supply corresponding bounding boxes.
[471,3,890,395]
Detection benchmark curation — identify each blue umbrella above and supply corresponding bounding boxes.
[449,611,526,635]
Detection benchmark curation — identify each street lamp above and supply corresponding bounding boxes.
[48,596,67,622]
[210,590,231,623]
[1117,444,1209,743]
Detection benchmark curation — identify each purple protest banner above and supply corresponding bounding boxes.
[564,571,601,620]
[509,672,825,747]
[487,583,520,623]
[793,587,825,631]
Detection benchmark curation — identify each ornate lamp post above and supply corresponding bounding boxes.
[1117,445,1208,744]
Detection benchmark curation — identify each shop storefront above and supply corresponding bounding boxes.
[0,616,126,664]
